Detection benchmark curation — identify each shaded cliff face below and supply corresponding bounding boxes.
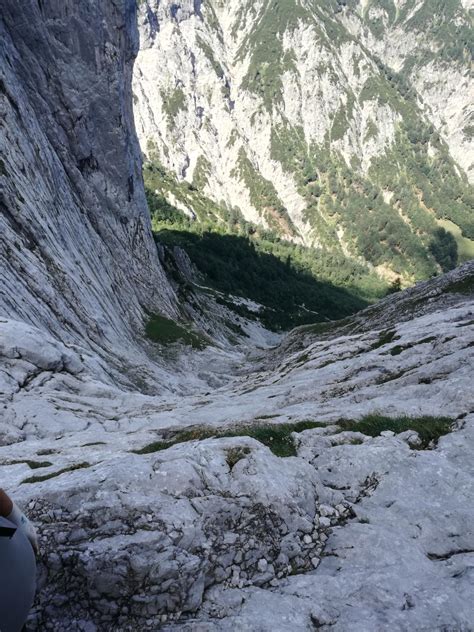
[133,0,473,282]
[0,0,176,362]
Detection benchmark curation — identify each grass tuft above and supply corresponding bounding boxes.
[134,420,329,458]
[336,414,453,449]
[133,415,454,459]
[21,462,91,484]
[225,446,251,469]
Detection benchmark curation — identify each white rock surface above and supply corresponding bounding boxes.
[172,413,474,631]
[1,262,473,630]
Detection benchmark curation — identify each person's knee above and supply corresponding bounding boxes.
[0,492,38,632]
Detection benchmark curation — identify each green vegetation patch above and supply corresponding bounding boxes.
[387,336,437,356]
[144,157,390,323]
[145,313,208,350]
[370,329,401,350]
[238,1,306,110]
[155,229,367,331]
[21,462,91,484]
[197,35,225,79]
[133,415,454,459]
[436,219,474,263]
[330,94,355,141]
[370,122,474,244]
[337,414,454,449]
[144,159,230,225]
[134,420,328,458]
[192,156,213,191]
[269,121,450,283]
[161,86,186,129]
[429,227,458,272]
[364,119,379,142]
[403,0,471,63]
[232,148,296,235]
[299,319,350,336]
[4,460,53,470]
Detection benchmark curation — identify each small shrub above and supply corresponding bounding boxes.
[429,227,458,272]
[225,447,251,469]
[6,460,53,470]
[387,336,437,356]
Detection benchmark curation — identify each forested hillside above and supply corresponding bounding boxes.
[134,0,473,292]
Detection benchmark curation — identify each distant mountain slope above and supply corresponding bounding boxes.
[133,0,473,284]
[340,0,474,179]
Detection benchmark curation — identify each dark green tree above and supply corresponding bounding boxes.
[387,277,402,294]
[429,227,458,272]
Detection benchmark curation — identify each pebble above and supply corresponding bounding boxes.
[258,558,268,572]
[319,505,335,517]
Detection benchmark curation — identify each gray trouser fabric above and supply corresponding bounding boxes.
[0,517,36,632]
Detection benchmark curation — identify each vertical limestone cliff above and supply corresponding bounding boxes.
[0,0,176,365]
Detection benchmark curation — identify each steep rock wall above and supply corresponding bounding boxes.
[0,0,176,367]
